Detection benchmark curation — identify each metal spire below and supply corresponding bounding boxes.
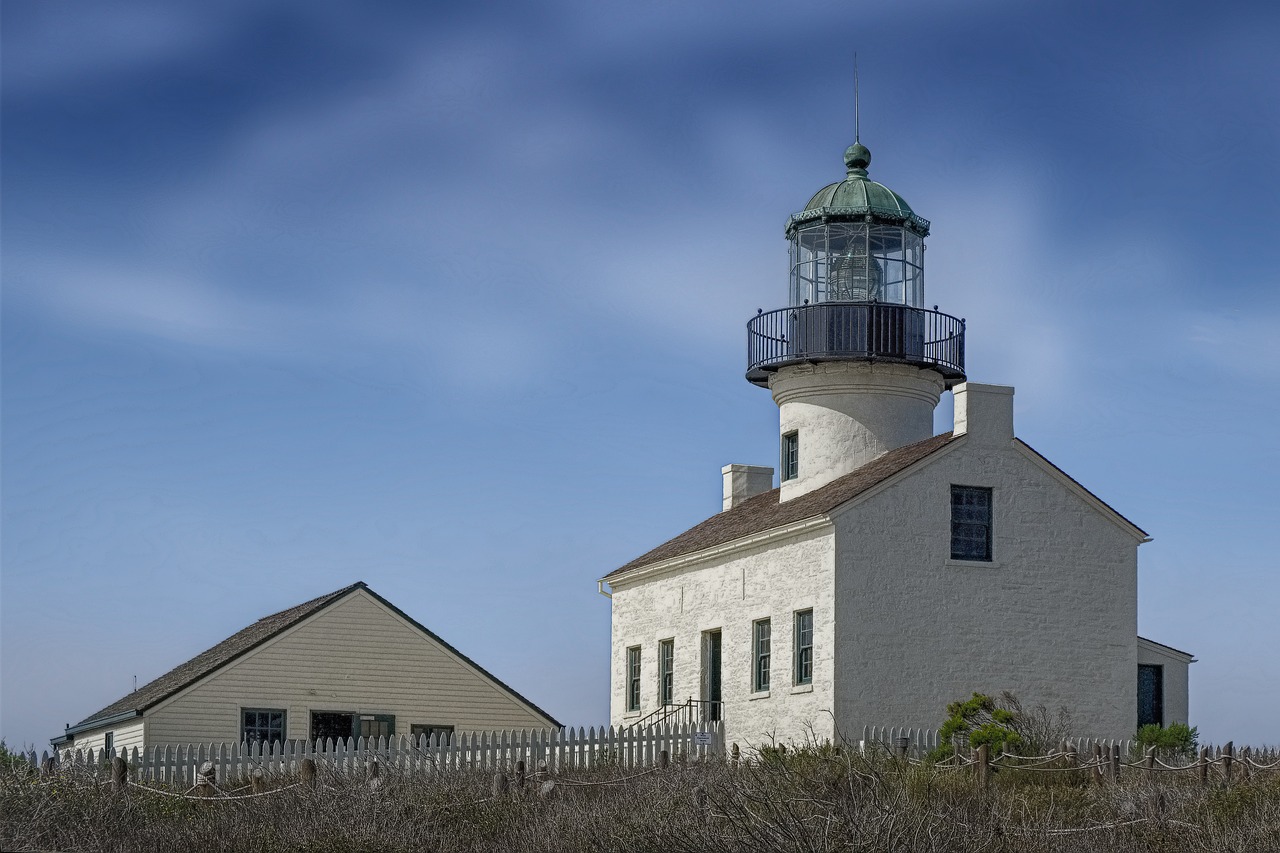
[854,52,860,143]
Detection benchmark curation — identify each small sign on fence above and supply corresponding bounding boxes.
[693,731,713,747]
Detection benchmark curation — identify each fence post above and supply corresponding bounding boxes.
[1241,747,1251,782]
[367,757,380,789]
[1222,742,1233,785]
[111,756,128,793]
[515,759,526,790]
[1091,745,1104,786]
[196,761,216,799]
[1064,741,1077,770]
[301,757,317,789]
[974,744,989,791]
[492,773,508,798]
[1198,747,1209,785]
[659,749,669,770]
[1110,743,1120,781]
[1144,747,1155,779]
[251,769,265,795]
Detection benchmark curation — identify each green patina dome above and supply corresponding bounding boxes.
[786,142,930,237]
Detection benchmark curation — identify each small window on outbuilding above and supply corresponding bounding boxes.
[359,714,395,740]
[950,485,993,561]
[242,709,287,746]
[781,432,799,481]
[411,724,454,744]
[103,732,114,754]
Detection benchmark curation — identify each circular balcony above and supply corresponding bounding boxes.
[746,303,966,388]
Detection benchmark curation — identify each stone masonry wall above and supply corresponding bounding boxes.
[609,527,836,752]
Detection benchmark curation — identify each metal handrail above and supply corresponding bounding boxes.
[630,698,723,730]
[746,302,965,387]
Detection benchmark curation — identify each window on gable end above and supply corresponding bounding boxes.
[950,485,993,561]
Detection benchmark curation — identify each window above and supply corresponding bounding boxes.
[103,732,114,754]
[627,646,642,711]
[950,485,993,561]
[781,432,799,481]
[1138,665,1164,728]
[242,708,287,746]
[359,714,395,739]
[794,610,814,685]
[753,619,772,692]
[658,639,675,706]
[410,724,454,744]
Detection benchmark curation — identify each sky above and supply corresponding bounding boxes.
[3,0,1278,751]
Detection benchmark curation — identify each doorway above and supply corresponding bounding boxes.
[702,629,722,722]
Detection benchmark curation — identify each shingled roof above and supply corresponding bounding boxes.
[65,581,560,737]
[69,583,363,733]
[605,432,959,580]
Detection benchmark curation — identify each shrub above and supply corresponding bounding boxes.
[1135,722,1198,758]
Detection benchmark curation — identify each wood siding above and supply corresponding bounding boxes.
[68,719,145,754]
[144,590,552,746]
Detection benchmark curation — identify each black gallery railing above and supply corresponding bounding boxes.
[746,302,966,386]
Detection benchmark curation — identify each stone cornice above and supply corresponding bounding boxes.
[602,516,834,591]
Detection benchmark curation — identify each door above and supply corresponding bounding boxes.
[1138,665,1164,728]
[702,629,722,722]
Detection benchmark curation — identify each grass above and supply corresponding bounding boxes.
[2,747,1279,852]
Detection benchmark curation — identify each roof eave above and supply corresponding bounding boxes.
[64,709,144,738]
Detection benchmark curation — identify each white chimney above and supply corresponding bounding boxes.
[722,464,774,511]
[953,382,1015,444]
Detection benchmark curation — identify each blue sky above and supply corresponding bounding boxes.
[3,0,1277,750]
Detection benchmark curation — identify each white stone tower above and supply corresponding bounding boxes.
[746,140,965,501]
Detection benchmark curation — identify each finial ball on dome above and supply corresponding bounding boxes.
[844,142,871,172]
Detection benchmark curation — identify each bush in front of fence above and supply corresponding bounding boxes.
[3,742,1280,852]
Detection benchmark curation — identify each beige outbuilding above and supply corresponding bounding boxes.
[53,582,558,751]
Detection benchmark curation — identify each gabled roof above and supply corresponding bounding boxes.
[604,432,959,580]
[66,582,559,737]
[1138,635,1196,662]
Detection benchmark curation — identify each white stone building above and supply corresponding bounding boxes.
[600,138,1192,747]
[53,582,558,751]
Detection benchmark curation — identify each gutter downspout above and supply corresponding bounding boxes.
[597,579,612,599]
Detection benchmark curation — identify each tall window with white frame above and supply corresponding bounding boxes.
[794,609,813,685]
[753,619,772,692]
[950,485,993,561]
[658,639,674,706]
[781,432,799,481]
[626,646,642,712]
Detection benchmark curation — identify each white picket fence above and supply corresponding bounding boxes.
[861,724,1134,758]
[41,723,724,785]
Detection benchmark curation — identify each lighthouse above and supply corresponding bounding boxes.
[746,140,965,500]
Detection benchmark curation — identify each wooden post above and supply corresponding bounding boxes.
[974,744,989,791]
[1241,747,1252,782]
[197,761,216,799]
[111,756,128,793]
[250,769,265,795]
[515,760,526,789]
[730,743,740,769]
[694,785,710,824]
[492,773,508,798]
[659,749,669,770]
[1222,742,1234,785]
[1144,746,1156,779]
[367,757,380,789]
[1091,744,1104,787]
[1198,747,1209,785]
[301,757,317,789]
[1064,742,1078,770]
[1110,743,1121,781]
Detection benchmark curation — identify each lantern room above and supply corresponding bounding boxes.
[746,141,965,388]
